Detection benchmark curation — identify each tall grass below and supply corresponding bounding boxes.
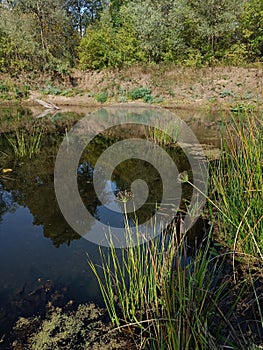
[89,222,247,349]
[89,110,263,349]
[210,112,263,260]
[6,126,43,159]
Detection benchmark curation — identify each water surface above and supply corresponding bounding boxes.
[0,105,222,340]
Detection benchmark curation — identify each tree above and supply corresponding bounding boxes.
[120,0,169,62]
[0,5,38,71]
[65,0,106,36]
[239,0,263,59]
[0,0,78,72]
[179,0,244,55]
[78,8,145,69]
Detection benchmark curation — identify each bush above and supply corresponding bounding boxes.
[41,84,62,96]
[0,80,30,100]
[95,91,108,103]
[223,43,249,65]
[128,87,152,100]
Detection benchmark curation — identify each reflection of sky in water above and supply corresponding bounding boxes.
[0,185,17,216]
[96,180,126,227]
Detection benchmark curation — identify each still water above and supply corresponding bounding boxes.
[0,105,221,339]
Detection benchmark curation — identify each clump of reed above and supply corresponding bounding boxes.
[89,110,263,349]
[5,125,43,159]
[210,111,263,260]
[89,222,251,349]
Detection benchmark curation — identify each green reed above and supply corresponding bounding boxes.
[89,221,247,349]
[210,112,263,260]
[6,125,43,159]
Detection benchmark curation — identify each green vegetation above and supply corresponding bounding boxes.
[90,224,262,349]
[0,80,30,100]
[210,112,263,259]
[95,91,108,103]
[13,304,131,349]
[129,87,152,101]
[145,120,179,146]
[5,126,43,159]
[88,111,263,349]
[0,0,262,75]
[0,108,262,348]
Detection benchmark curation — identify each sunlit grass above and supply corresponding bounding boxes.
[89,220,257,349]
[5,125,43,159]
[89,111,263,349]
[210,111,263,260]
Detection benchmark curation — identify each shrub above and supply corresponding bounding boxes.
[223,43,249,65]
[128,87,152,100]
[95,91,108,103]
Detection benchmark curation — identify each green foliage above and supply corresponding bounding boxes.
[0,7,38,72]
[78,24,114,70]
[78,9,144,70]
[0,0,77,73]
[223,43,249,65]
[145,120,179,145]
[128,87,151,100]
[66,0,105,35]
[239,0,263,59]
[6,126,43,159]
[41,84,81,97]
[0,80,30,100]
[120,0,168,62]
[95,91,108,103]
[183,0,243,54]
[210,112,263,258]
[127,86,163,104]
[41,84,63,96]
[0,0,263,73]
[183,49,204,67]
[90,226,250,349]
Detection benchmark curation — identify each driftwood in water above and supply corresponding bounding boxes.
[35,98,60,110]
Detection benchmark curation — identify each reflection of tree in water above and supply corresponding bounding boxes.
[0,185,18,223]
[81,132,193,226]
[1,121,195,246]
[1,143,99,247]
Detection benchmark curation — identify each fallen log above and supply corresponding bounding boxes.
[35,98,60,110]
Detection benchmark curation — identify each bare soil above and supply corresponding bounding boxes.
[2,65,262,110]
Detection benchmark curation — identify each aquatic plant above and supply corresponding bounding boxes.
[89,222,252,349]
[5,125,43,159]
[13,304,131,350]
[210,111,263,260]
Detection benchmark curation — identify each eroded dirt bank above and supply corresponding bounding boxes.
[0,65,262,110]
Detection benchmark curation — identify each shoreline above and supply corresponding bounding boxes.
[0,65,262,113]
[1,95,262,113]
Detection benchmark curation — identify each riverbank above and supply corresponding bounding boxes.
[0,65,262,111]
